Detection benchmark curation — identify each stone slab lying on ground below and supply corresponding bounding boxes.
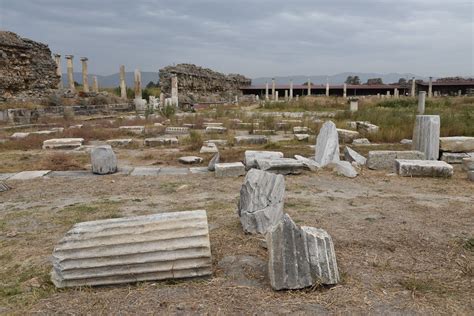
[344,146,367,166]
[189,167,210,174]
[337,128,360,143]
[367,150,425,171]
[130,167,161,176]
[294,155,320,171]
[441,152,473,164]
[412,115,440,160]
[42,138,84,150]
[215,162,246,178]
[47,170,94,178]
[439,136,474,153]
[106,139,133,147]
[11,132,30,139]
[200,143,219,154]
[9,170,51,180]
[235,135,268,145]
[179,156,203,164]
[208,152,220,171]
[0,173,15,180]
[462,157,474,171]
[314,121,340,167]
[203,122,224,127]
[395,159,454,178]
[51,210,212,288]
[331,161,358,178]
[352,138,370,145]
[356,121,379,134]
[159,167,189,175]
[244,150,284,169]
[205,139,227,146]
[91,145,117,175]
[206,126,227,134]
[144,137,178,146]
[256,158,308,175]
[165,126,189,134]
[294,134,309,141]
[238,169,285,235]
[400,139,412,145]
[118,126,145,134]
[266,214,339,290]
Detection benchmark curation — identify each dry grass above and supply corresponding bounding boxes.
[37,152,88,171]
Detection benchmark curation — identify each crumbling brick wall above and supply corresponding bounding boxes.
[0,31,59,101]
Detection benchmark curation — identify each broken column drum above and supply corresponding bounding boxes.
[412,115,440,160]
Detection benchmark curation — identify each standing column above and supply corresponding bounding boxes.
[65,55,75,92]
[119,65,127,99]
[343,83,347,98]
[275,91,279,102]
[428,77,433,98]
[326,82,329,97]
[265,82,269,100]
[53,54,63,89]
[411,77,416,97]
[386,90,391,97]
[412,115,440,160]
[159,93,165,107]
[171,74,178,107]
[271,78,276,101]
[394,88,399,98]
[284,90,288,100]
[289,80,293,100]
[134,69,142,99]
[418,91,426,114]
[307,79,311,96]
[80,57,89,93]
[92,76,99,93]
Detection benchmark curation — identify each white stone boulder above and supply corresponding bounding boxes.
[43,138,84,150]
[352,138,371,145]
[91,145,117,175]
[294,134,310,141]
[215,162,246,178]
[395,159,454,178]
[244,150,284,169]
[331,161,358,178]
[412,115,440,160]
[179,156,203,164]
[367,150,425,171]
[439,136,474,153]
[238,169,285,235]
[314,121,340,167]
[344,146,366,166]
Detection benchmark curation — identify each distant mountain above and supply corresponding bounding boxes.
[62,72,159,88]
[252,73,429,85]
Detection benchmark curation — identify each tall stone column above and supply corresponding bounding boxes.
[134,69,142,99]
[171,74,178,107]
[53,54,63,89]
[80,57,89,93]
[65,55,75,92]
[92,76,99,93]
[307,79,311,96]
[411,77,416,97]
[412,115,440,160]
[428,77,433,98]
[343,83,347,98]
[418,91,426,114]
[275,91,279,102]
[284,90,288,100]
[271,78,276,101]
[326,82,329,97]
[394,88,399,98]
[265,82,269,100]
[119,65,127,99]
[289,80,293,100]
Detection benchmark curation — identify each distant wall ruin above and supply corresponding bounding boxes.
[159,63,251,103]
[0,31,59,101]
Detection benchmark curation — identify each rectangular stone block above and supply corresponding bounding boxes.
[441,152,472,164]
[106,139,133,147]
[215,162,246,178]
[439,136,474,153]
[367,150,425,171]
[165,126,189,134]
[205,126,227,134]
[235,135,268,145]
[244,150,283,169]
[42,138,84,150]
[118,126,145,134]
[256,158,308,175]
[51,210,212,288]
[395,159,453,177]
[337,128,360,143]
[130,167,161,176]
[9,170,51,180]
[144,137,178,146]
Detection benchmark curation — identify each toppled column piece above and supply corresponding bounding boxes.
[91,145,117,175]
[256,158,308,175]
[51,210,212,288]
[412,115,440,160]
[315,121,340,167]
[344,146,366,166]
[395,159,453,178]
[238,169,284,234]
[215,162,246,178]
[244,150,283,169]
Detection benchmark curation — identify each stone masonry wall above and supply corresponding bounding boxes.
[0,31,59,101]
[159,63,251,103]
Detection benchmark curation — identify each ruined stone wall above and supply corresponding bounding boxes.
[0,31,59,101]
[159,63,251,103]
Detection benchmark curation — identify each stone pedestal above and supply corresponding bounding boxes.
[412,115,440,160]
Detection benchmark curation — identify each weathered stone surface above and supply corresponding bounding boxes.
[344,147,366,166]
[205,126,227,134]
[244,150,284,169]
[215,162,246,178]
[118,126,145,134]
[208,152,220,171]
[130,167,161,176]
[440,152,472,164]
[367,150,425,170]
[106,139,133,147]
[395,159,453,178]
[235,135,268,145]
[200,143,218,154]
[165,126,189,134]
[412,115,440,160]
[468,171,474,182]
[462,157,474,171]
[294,134,310,141]
[0,181,11,192]
[267,214,339,290]
[337,128,360,143]
[189,167,209,174]
[160,167,189,175]
[238,169,285,235]
[294,155,320,171]
[293,126,309,134]
[144,137,178,146]
[42,138,84,150]
[0,31,59,101]
[439,136,474,153]
[51,210,212,288]
[331,161,358,178]
[203,122,224,128]
[352,138,371,145]
[178,156,203,164]
[11,132,30,139]
[91,145,117,175]
[314,121,340,167]
[356,121,379,134]
[256,158,307,175]
[9,170,50,180]
[205,139,227,146]
[400,139,412,145]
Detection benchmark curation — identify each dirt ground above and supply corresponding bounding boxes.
[1,167,472,315]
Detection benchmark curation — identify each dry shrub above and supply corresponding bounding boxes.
[182,131,203,151]
[63,127,124,142]
[0,135,49,151]
[38,152,87,171]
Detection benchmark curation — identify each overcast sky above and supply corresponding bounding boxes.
[1,0,473,78]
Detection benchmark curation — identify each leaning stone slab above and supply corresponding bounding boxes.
[412,115,440,160]
[91,145,117,175]
[51,210,212,288]
[208,152,220,171]
[441,152,472,164]
[215,162,246,178]
[337,128,360,143]
[331,161,358,178]
[244,150,283,169]
[43,138,84,150]
[294,155,320,171]
[256,158,308,175]
[238,169,285,235]
[367,150,425,171]
[395,159,454,178]
[144,137,178,146]
[344,146,366,166]
[106,139,133,147]
[9,170,51,180]
[314,121,340,167]
[439,136,474,153]
[235,135,268,145]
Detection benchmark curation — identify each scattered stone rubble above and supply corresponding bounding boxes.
[367,150,425,170]
[395,160,454,178]
[244,150,284,169]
